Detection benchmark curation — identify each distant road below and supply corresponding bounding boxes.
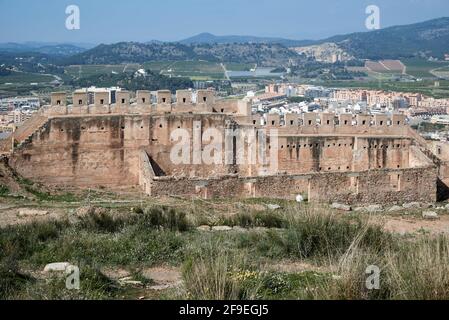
[221,63,230,81]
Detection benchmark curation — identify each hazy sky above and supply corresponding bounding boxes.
[1,0,449,44]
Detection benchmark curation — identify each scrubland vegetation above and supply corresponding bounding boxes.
[1,197,449,300]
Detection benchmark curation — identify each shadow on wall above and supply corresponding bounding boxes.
[437,178,449,202]
[149,156,166,177]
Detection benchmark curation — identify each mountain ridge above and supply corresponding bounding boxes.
[2,17,449,63]
[0,42,95,56]
[178,32,314,47]
[315,16,449,59]
[61,42,299,66]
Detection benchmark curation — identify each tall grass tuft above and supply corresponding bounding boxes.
[315,234,449,300]
[78,210,125,233]
[0,257,34,299]
[134,206,190,232]
[234,207,393,263]
[384,235,449,299]
[182,241,259,300]
[218,211,288,229]
[0,220,69,261]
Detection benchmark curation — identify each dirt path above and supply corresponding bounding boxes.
[381,214,449,235]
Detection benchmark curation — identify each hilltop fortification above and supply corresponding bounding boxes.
[1,89,446,204]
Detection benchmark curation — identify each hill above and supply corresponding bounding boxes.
[316,17,449,60]
[3,17,449,70]
[69,69,193,92]
[0,42,90,56]
[178,17,449,60]
[179,32,314,47]
[62,42,299,66]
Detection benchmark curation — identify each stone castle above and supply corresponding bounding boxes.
[1,89,448,204]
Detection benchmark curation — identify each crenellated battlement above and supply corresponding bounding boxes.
[47,90,408,136]
[3,88,440,205]
[235,112,409,136]
[47,89,239,117]
[256,113,406,128]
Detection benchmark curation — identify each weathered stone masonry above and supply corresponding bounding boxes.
[2,89,441,204]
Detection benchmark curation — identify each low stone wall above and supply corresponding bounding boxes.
[149,166,437,205]
[139,150,154,195]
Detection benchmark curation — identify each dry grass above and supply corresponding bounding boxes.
[2,198,449,300]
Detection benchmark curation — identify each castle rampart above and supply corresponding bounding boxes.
[2,89,441,204]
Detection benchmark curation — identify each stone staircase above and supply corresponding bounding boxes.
[0,111,49,154]
[13,115,48,145]
[407,127,441,166]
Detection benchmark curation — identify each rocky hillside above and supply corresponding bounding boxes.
[70,70,193,92]
[179,32,314,47]
[293,43,354,63]
[317,17,449,60]
[62,42,299,66]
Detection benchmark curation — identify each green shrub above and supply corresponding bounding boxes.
[218,211,287,229]
[218,212,253,228]
[23,185,78,202]
[79,211,124,233]
[23,265,120,300]
[255,271,332,300]
[0,220,68,261]
[135,206,191,232]
[182,245,258,300]
[255,211,286,228]
[0,257,34,299]
[260,272,292,295]
[233,212,254,228]
[0,185,9,196]
[231,209,392,263]
[132,207,144,214]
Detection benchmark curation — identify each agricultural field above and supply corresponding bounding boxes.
[224,63,256,71]
[0,71,55,84]
[363,59,449,80]
[340,59,449,97]
[319,79,449,99]
[65,61,232,81]
[14,61,271,87]
[64,64,141,79]
[142,61,177,73]
[0,72,60,98]
[144,61,257,80]
[402,58,449,78]
[431,65,449,79]
[158,61,226,80]
[365,60,405,74]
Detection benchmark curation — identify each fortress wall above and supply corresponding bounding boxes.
[139,150,154,195]
[146,130,436,204]
[7,96,437,204]
[352,137,411,171]
[8,111,424,188]
[149,166,437,204]
[8,113,241,187]
[146,114,237,178]
[9,116,148,187]
[308,167,437,204]
[1,90,437,204]
[42,104,409,137]
[272,125,409,136]
[50,92,66,106]
[274,136,412,174]
[425,141,449,199]
[277,136,354,173]
[428,140,449,162]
